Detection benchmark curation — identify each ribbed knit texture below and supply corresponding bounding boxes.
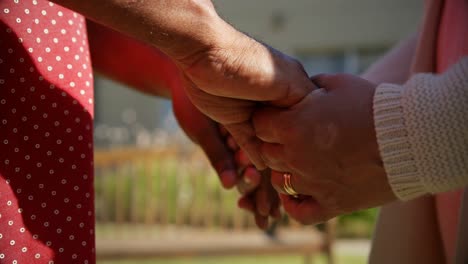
[374,57,468,200]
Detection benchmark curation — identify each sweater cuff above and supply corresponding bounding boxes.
[373,84,427,200]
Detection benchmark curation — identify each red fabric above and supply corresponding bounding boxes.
[435,0,468,262]
[87,22,182,98]
[1,0,95,263]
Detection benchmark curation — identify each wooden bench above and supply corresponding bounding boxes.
[94,147,336,263]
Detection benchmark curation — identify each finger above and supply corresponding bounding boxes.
[252,107,285,143]
[196,124,238,189]
[259,142,289,172]
[184,77,264,169]
[255,170,273,217]
[219,125,229,137]
[255,213,269,230]
[256,184,271,218]
[225,122,266,170]
[270,170,308,195]
[243,166,262,189]
[227,136,239,151]
[236,167,261,194]
[270,205,282,219]
[238,195,255,213]
[235,149,253,168]
[279,194,329,225]
[268,185,281,219]
[183,78,255,125]
[238,195,268,230]
[173,83,239,189]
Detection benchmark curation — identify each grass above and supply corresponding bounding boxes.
[99,254,366,264]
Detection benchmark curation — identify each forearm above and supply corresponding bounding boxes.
[87,21,181,98]
[51,0,230,65]
[362,32,418,85]
[374,57,468,200]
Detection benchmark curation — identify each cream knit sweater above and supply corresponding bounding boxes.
[374,57,468,201]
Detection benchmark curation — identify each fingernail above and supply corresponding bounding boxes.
[243,175,252,184]
[221,170,237,189]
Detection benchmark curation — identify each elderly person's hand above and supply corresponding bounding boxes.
[181,39,316,169]
[53,0,316,169]
[87,19,281,227]
[173,85,281,229]
[252,74,397,224]
[173,70,280,229]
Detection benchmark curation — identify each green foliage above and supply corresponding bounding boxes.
[337,208,378,238]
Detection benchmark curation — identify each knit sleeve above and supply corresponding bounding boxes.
[373,57,468,201]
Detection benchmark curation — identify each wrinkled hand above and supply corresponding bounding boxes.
[169,9,317,226]
[173,84,279,229]
[252,74,397,224]
[177,23,315,169]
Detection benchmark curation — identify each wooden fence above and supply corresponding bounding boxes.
[94,147,336,263]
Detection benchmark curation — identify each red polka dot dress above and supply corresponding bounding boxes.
[1,0,95,263]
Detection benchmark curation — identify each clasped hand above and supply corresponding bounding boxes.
[250,73,396,224]
[183,42,397,225]
[171,11,397,225]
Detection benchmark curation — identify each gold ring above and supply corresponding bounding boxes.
[283,173,299,197]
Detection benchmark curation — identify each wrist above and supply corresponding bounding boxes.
[160,1,234,66]
[53,0,229,67]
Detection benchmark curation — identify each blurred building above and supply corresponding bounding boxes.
[94,0,423,147]
[215,0,423,74]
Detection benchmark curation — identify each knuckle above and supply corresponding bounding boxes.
[290,58,306,73]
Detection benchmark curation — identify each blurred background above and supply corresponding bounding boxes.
[93,1,423,263]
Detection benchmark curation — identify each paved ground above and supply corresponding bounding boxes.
[97,229,327,259]
[335,239,371,256]
[97,225,371,260]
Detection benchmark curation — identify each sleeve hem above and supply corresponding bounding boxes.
[373,83,427,200]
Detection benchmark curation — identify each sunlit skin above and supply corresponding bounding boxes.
[87,22,279,228]
[66,0,317,228]
[222,73,398,225]
[250,74,397,224]
[54,0,392,227]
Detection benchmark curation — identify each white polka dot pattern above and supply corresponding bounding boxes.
[1,0,95,263]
